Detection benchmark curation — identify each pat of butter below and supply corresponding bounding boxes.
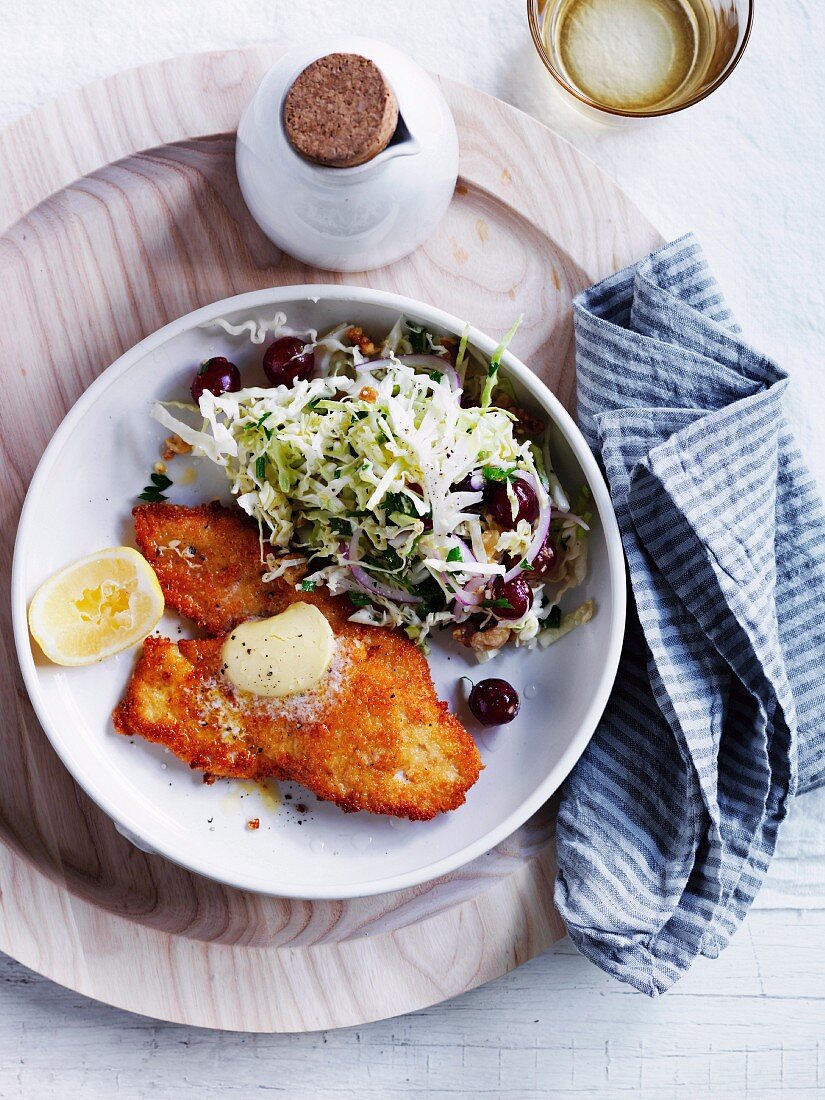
[221,603,334,698]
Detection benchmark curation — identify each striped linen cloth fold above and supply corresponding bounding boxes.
[554,234,825,995]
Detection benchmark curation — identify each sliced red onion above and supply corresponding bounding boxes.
[354,352,461,391]
[352,349,462,393]
[552,509,591,531]
[355,356,394,372]
[398,354,461,391]
[344,529,422,605]
[445,538,489,607]
[503,473,552,582]
[349,564,423,605]
[455,581,485,608]
[422,534,484,608]
[444,534,476,562]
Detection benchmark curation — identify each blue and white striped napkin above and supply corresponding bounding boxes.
[554,234,825,995]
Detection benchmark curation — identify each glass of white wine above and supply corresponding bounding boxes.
[528,0,753,120]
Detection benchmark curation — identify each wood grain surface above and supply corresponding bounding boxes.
[0,46,663,1032]
[2,907,824,1098]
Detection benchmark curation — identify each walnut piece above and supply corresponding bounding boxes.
[452,623,511,651]
[345,325,378,357]
[161,434,193,460]
[482,525,500,558]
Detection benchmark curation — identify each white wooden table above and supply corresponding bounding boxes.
[2,0,823,1095]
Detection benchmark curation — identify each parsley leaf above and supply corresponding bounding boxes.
[544,605,562,629]
[300,580,316,592]
[329,517,352,536]
[407,323,429,354]
[384,492,417,517]
[482,597,513,609]
[429,370,443,383]
[482,465,518,482]
[413,577,447,615]
[139,470,173,502]
[446,546,463,563]
[365,545,404,572]
[348,592,371,608]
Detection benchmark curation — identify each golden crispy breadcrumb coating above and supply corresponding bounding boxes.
[117,503,482,818]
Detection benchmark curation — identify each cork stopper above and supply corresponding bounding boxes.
[283,53,400,168]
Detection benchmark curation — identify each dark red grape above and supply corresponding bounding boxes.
[190,356,241,402]
[468,678,520,726]
[484,477,539,529]
[263,337,314,386]
[451,476,483,514]
[487,575,533,620]
[453,474,484,494]
[523,536,556,578]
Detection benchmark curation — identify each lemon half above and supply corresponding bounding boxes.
[28,547,164,666]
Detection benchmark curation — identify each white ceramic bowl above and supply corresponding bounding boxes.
[12,286,625,899]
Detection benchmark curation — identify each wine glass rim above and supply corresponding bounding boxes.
[527,0,754,119]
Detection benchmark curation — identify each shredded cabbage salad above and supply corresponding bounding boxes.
[153,316,592,655]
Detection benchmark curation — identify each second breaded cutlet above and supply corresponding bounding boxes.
[118,502,482,818]
[133,500,289,634]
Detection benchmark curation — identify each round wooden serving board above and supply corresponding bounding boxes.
[0,47,662,1032]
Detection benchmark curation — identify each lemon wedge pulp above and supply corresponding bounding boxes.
[27,547,164,666]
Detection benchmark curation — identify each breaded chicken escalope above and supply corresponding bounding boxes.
[133,500,289,634]
[116,503,482,819]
